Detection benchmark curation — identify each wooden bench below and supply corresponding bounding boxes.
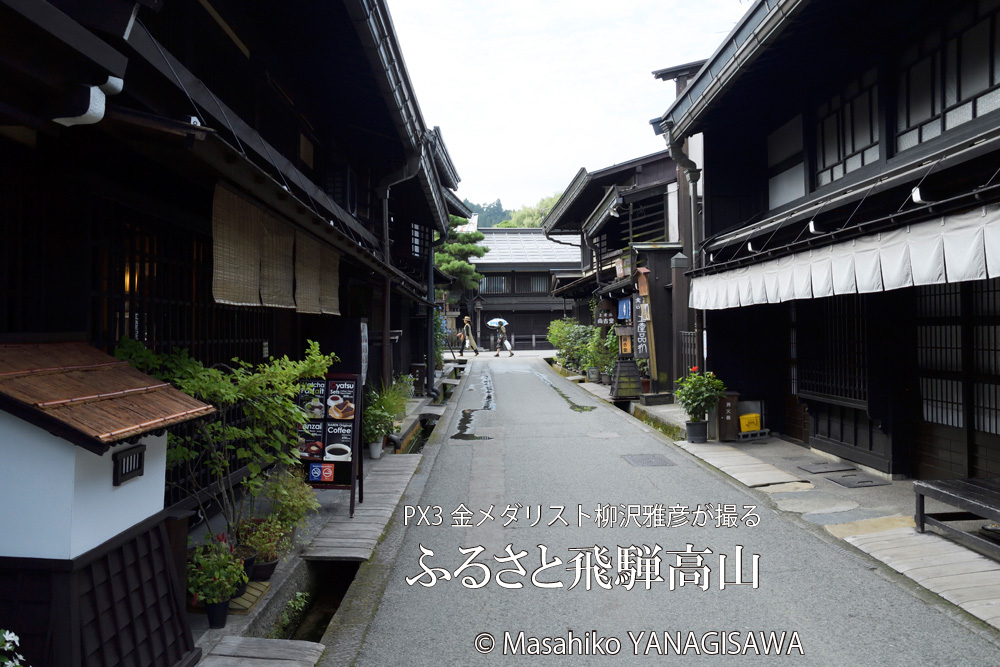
[914,478,1000,559]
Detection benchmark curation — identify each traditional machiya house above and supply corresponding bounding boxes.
[472,228,580,351]
[652,0,1000,479]
[542,150,689,393]
[0,0,466,664]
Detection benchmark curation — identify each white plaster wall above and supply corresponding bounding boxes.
[0,412,76,559]
[0,412,168,560]
[70,433,167,558]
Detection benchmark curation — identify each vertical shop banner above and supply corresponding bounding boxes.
[635,320,650,359]
[634,295,649,359]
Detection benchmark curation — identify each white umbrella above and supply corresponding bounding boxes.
[486,317,508,328]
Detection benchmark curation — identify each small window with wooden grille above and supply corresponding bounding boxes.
[113,444,146,486]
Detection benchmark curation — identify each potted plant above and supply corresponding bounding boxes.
[673,366,727,443]
[187,537,248,629]
[637,358,651,394]
[362,401,393,460]
[236,515,292,581]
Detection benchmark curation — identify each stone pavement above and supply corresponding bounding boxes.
[574,379,1000,631]
[328,355,1000,665]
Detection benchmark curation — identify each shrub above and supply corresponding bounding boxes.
[547,318,594,371]
[236,515,292,563]
[262,468,320,529]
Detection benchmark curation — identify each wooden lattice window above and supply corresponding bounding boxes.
[798,295,868,404]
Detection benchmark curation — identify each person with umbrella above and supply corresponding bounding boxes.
[458,315,478,357]
[487,317,513,357]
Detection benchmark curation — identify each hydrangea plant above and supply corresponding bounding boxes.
[674,366,727,422]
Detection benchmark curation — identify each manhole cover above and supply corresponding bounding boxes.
[799,462,857,474]
[623,454,675,467]
[825,473,890,488]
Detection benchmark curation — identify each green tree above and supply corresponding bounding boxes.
[435,214,488,290]
[462,198,513,227]
[496,192,562,228]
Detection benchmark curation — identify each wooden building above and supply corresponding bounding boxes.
[472,228,579,350]
[652,0,1000,478]
[0,0,466,664]
[542,151,686,392]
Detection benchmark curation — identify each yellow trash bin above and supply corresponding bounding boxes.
[739,413,761,432]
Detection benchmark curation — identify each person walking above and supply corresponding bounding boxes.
[458,315,478,356]
[493,322,513,357]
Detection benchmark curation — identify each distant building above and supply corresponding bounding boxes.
[472,228,580,349]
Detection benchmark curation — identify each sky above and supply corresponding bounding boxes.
[388,1,753,211]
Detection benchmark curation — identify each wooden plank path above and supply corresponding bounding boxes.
[198,636,324,666]
[419,404,447,418]
[301,454,421,561]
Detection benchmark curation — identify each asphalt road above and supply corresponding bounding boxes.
[354,357,1000,666]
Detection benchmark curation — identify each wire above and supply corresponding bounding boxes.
[895,158,940,214]
[135,20,204,127]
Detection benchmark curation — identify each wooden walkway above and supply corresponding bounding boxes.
[301,454,421,561]
[199,637,324,666]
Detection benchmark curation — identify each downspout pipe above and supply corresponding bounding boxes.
[663,121,705,371]
[377,144,426,387]
[427,226,448,396]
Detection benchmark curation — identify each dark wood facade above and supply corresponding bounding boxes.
[0,0,467,664]
[543,151,684,389]
[654,0,1000,478]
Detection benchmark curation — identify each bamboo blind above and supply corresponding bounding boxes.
[260,215,295,308]
[212,185,263,306]
[320,246,342,316]
[295,232,322,314]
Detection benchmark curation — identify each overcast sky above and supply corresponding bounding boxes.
[388,1,752,211]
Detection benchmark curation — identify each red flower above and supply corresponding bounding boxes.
[690,366,699,372]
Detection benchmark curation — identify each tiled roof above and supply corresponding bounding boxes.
[473,229,579,267]
[0,342,215,454]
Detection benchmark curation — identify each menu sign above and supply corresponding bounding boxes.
[297,374,363,491]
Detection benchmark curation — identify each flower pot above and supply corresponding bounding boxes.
[586,367,600,382]
[251,557,279,581]
[369,440,383,459]
[601,372,612,385]
[641,378,651,394]
[685,420,708,443]
[232,545,256,599]
[205,600,230,629]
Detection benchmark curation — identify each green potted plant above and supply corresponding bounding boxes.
[637,358,651,394]
[236,515,292,581]
[673,366,727,443]
[362,399,394,460]
[187,537,248,629]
